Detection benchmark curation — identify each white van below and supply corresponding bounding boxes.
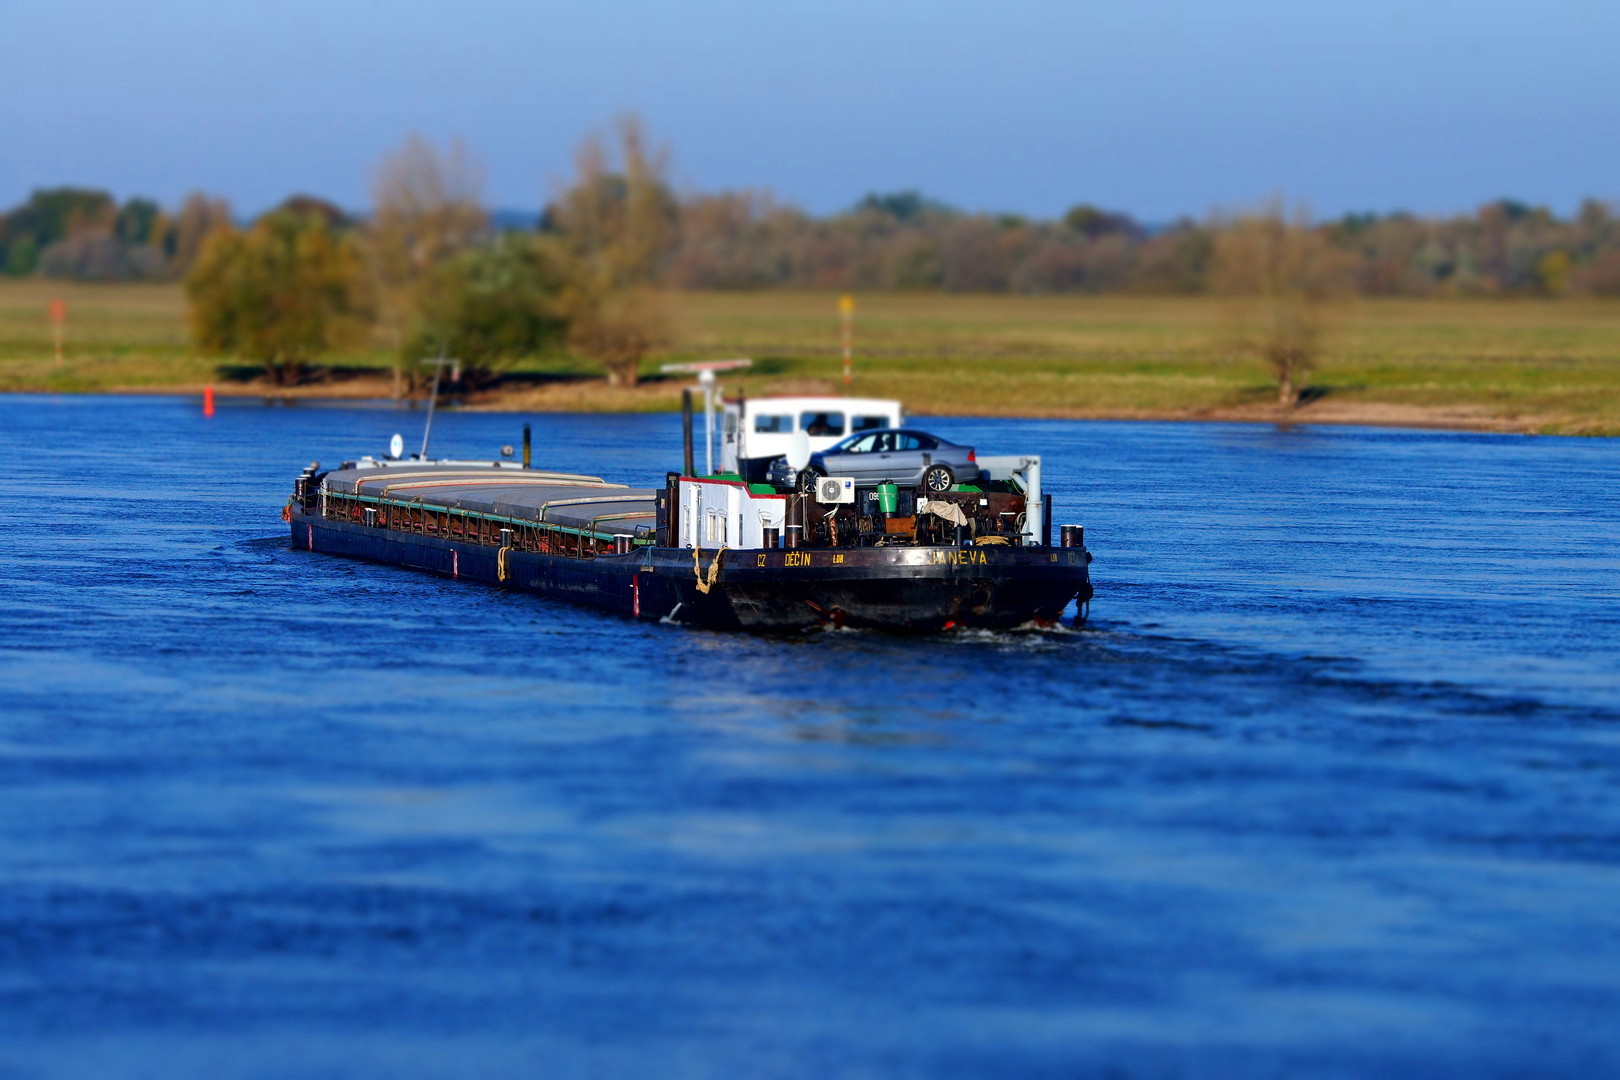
[721,396,904,483]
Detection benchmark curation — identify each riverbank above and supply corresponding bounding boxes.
[3,283,1617,434]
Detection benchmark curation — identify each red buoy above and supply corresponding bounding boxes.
[203,386,215,417]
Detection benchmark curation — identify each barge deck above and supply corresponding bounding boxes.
[287,458,1092,632]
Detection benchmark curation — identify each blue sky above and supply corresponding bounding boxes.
[3,0,1615,221]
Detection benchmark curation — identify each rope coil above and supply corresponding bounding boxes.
[497,545,512,582]
[693,546,728,594]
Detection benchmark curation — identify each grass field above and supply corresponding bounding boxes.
[3,281,1618,433]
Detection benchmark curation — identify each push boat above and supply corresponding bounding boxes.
[284,396,1093,632]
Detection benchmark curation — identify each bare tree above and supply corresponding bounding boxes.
[169,192,234,276]
[367,134,489,387]
[548,114,676,386]
[370,134,488,278]
[1213,200,1345,407]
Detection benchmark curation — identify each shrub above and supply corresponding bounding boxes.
[186,210,370,385]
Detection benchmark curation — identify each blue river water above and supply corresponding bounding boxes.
[1,394,1618,1077]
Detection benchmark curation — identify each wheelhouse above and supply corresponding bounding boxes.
[720,395,904,482]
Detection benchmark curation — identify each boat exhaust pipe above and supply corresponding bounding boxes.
[784,495,805,548]
[522,423,531,469]
[681,389,695,476]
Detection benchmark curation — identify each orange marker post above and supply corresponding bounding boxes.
[839,294,854,389]
[48,299,66,365]
[203,386,215,417]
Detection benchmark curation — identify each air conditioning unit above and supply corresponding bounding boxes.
[816,476,856,504]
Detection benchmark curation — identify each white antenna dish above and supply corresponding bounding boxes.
[786,429,811,472]
[389,433,404,458]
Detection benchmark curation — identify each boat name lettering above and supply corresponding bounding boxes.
[931,549,988,565]
[785,551,812,567]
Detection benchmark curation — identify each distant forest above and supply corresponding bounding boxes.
[5,183,1619,298]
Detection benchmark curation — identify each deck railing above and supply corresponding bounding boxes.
[320,491,644,559]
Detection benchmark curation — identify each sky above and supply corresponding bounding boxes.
[3,0,1616,222]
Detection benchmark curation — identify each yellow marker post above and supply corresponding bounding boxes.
[839,294,854,388]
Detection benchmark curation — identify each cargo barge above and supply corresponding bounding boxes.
[284,400,1092,632]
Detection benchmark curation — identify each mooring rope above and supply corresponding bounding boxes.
[693,546,728,594]
[497,545,512,582]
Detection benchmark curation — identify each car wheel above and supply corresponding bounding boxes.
[921,464,955,493]
[797,466,825,495]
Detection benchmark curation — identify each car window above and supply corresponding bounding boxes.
[801,411,845,437]
[836,434,879,454]
[870,432,893,453]
[754,414,793,433]
[851,415,888,432]
[898,433,935,450]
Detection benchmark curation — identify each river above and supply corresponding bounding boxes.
[1,395,1617,1076]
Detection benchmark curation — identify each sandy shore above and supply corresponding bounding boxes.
[83,375,1560,434]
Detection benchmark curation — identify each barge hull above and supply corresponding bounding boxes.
[290,509,1091,632]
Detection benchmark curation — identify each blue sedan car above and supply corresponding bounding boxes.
[767,428,977,494]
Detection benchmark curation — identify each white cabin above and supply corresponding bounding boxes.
[719,395,904,481]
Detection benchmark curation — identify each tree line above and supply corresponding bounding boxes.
[0,188,231,281]
[4,119,1615,396]
[7,160,1618,300]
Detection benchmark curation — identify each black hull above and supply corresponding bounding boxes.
[289,508,1092,632]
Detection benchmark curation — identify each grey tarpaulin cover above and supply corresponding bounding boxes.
[325,463,659,538]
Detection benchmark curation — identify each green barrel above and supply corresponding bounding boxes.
[876,481,899,514]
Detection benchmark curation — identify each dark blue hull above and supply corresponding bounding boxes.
[290,507,1092,632]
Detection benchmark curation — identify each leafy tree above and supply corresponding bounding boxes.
[3,236,36,276]
[186,210,370,385]
[857,191,956,222]
[275,194,351,229]
[1062,204,1141,239]
[115,198,161,246]
[400,233,568,385]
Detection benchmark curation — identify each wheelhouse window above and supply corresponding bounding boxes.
[801,411,845,437]
[754,414,793,433]
[851,415,888,432]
